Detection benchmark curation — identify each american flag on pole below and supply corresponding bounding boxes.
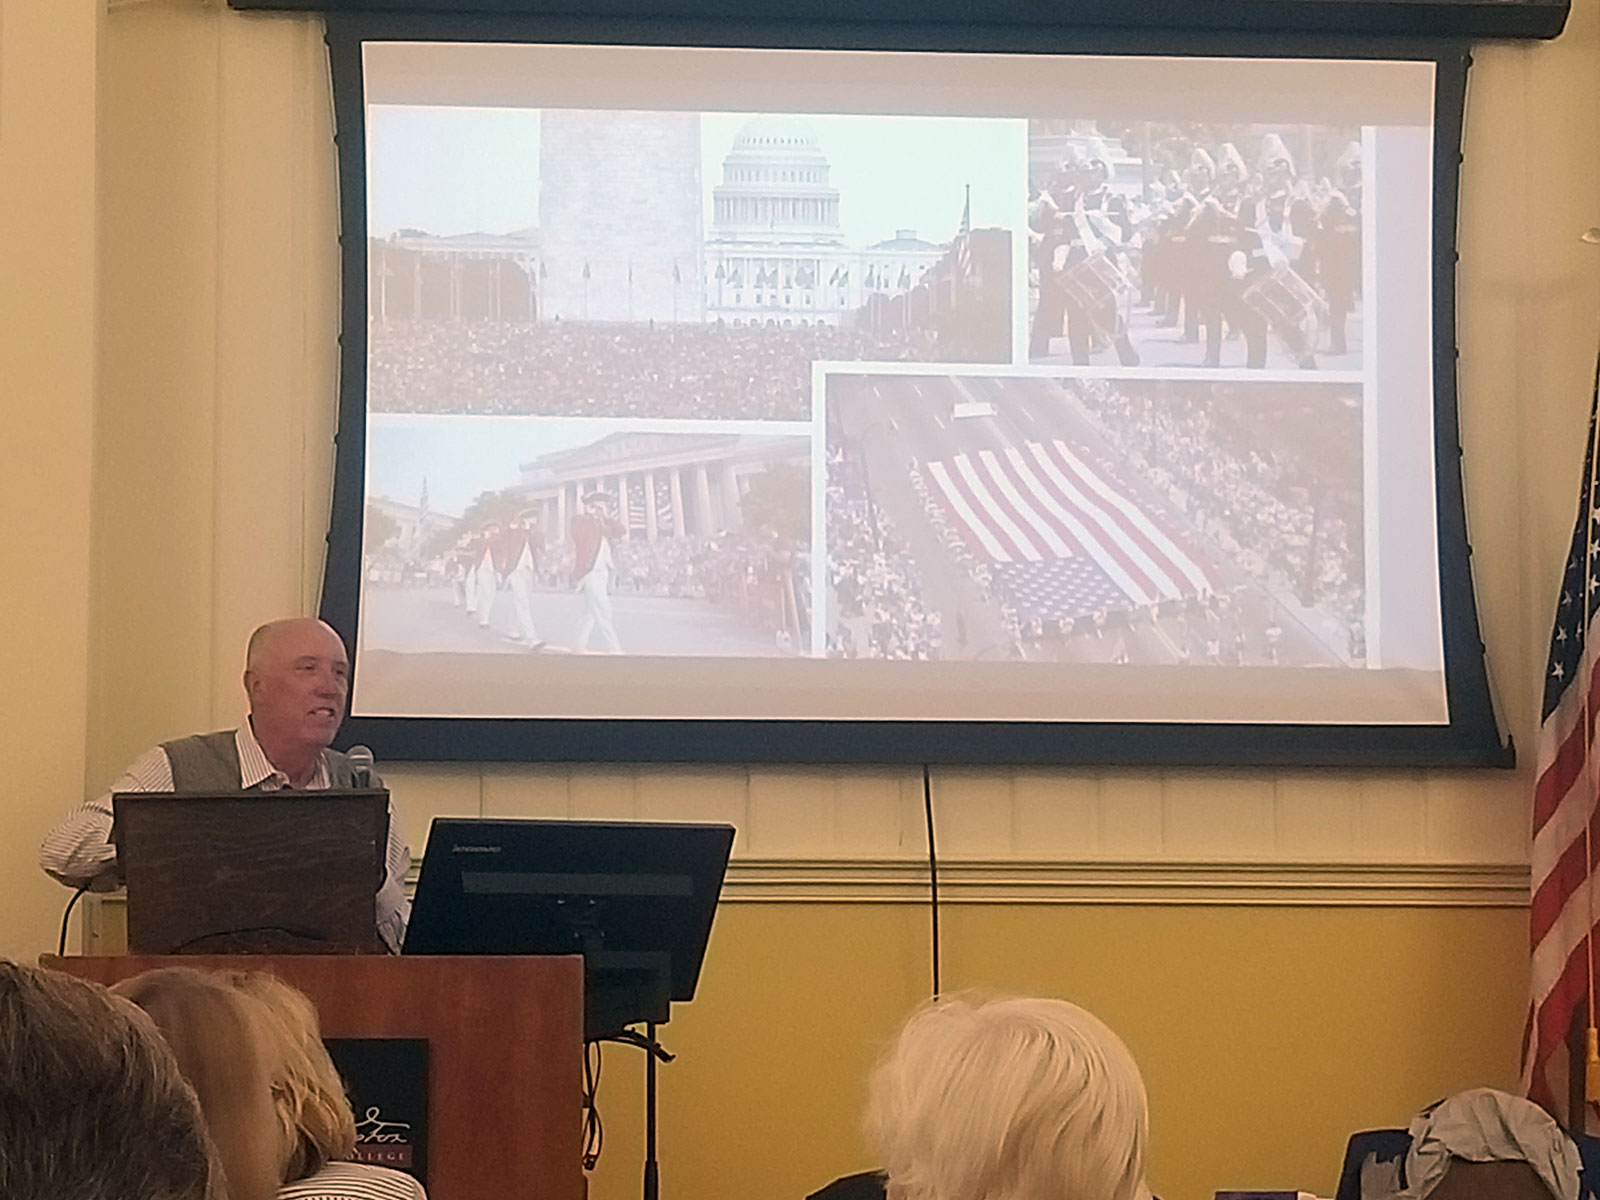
[627,478,648,536]
[623,477,676,537]
[1524,376,1600,1121]
[923,438,1224,620]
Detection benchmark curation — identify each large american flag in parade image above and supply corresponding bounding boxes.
[923,438,1225,622]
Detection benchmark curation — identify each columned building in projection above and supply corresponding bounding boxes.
[517,432,806,543]
[368,230,541,322]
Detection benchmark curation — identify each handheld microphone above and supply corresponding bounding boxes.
[347,744,375,789]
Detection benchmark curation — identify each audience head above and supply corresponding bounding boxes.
[0,960,220,1200]
[113,966,356,1200]
[865,992,1150,1200]
[227,970,358,1179]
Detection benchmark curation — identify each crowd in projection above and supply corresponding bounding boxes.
[826,451,945,660]
[1028,123,1363,371]
[1071,380,1365,649]
[368,320,940,420]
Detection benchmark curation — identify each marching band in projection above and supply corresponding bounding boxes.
[1027,120,1363,371]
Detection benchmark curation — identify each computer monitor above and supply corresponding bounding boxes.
[403,817,735,1037]
[111,790,390,955]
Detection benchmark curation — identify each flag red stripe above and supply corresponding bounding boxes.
[963,454,1061,561]
[1038,440,1208,598]
[943,457,1039,562]
[924,466,1011,563]
[1529,932,1594,1088]
[1013,445,1165,603]
[984,451,1090,558]
[1038,440,1185,593]
[1530,811,1600,945]
[1004,448,1171,601]
[1521,1002,1536,1080]
[1534,665,1600,832]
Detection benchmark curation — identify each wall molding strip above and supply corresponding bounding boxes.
[719,858,1530,907]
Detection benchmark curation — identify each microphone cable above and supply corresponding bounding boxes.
[57,883,91,957]
[581,1040,604,1171]
[922,763,941,998]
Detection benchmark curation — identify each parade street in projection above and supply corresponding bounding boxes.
[824,373,1364,666]
[363,581,794,658]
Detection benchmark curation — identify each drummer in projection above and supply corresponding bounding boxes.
[1029,143,1140,367]
[1234,133,1323,371]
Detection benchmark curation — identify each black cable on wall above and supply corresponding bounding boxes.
[922,763,941,998]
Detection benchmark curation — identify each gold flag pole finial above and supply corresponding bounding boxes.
[1588,1027,1600,1102]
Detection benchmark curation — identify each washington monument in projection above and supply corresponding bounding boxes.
[538,110,705,324]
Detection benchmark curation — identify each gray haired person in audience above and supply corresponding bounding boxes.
[865,993,1152,1200]
[0,960,221,1200]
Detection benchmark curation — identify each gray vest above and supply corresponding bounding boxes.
[161,729,355,791]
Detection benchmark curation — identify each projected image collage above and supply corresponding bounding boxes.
[362,107,1367,670]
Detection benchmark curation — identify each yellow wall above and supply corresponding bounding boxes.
[0,0,1595,1197]
[624,903,1530,1200]
[0,0,98,965]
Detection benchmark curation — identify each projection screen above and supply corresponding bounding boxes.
[321,21,1508,766]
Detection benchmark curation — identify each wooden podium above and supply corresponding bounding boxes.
[46,954,585,1200]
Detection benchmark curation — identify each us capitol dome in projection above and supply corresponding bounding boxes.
[704,115,944,327]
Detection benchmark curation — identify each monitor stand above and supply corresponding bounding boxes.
[575,930,674,1200]
[585,950,671,1041]
[599,1022,674,1200]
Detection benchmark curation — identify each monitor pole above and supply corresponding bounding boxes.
[644,1022,660,1200]
[607,1025,672,1200]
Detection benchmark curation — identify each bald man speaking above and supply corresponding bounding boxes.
[40,618,411,951]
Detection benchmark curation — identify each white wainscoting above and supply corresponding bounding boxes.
[378,762,1530,907]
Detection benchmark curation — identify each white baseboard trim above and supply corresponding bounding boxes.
[719,858,1531,907]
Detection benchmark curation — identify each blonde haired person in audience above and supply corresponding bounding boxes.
[0,960,222,1200]
[227,970,425,1200]
[865,993,1151,1200]
[113,967,426,1200]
